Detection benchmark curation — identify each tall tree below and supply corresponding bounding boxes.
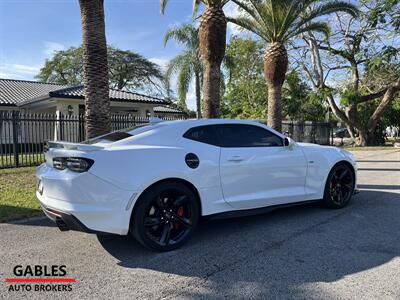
[36,47,83,85]
[36,46,163,94]
[161,0,230,118]
[223,36,267,119]
[78,0,110,138]
[107,47,163,94]
[228,0,358,131]
[299,0,400,145]
[164,24,203,117]
[223,36,318,120]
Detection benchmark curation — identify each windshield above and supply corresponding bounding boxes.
[83,123,161,145]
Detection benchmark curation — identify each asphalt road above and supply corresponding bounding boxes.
[1,150,399,299]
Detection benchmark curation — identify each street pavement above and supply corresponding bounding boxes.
[0,150,399,299]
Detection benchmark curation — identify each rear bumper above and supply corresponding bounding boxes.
[40,203,104,234]
[36,163,137,235]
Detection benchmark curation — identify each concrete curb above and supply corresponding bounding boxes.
[7,214,46,224]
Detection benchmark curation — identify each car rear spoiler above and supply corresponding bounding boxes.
[45,141,103,152]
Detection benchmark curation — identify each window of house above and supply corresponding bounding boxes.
[67,105,74,116]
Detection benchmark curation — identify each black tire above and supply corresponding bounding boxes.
[130,181,200,251]
[323,162,355,209]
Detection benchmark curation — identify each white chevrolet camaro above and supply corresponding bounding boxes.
[36,119,357,251]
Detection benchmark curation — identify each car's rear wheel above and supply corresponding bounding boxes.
[131,181,200,251]
[323,162,355,208]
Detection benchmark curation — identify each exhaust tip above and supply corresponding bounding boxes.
[55,218,69,231]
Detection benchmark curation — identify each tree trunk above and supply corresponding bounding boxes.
[345,105,358,139]
[267,84,283,132]
[195,71,202,119]
[264,42,288,132]
[366,80,400,131]
[199,6,226,119]
[357,130,377,146]
[355,80,400,146]
[78,0,111,139]
[202,62,221,118]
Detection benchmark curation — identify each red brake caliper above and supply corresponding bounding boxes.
[174,206,184,230]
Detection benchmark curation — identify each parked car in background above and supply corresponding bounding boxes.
[36,119,357,251]
[333,128,350,138]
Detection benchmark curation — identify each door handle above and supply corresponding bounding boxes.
[227,155,244,162]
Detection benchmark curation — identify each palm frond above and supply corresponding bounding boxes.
[229,0,359,43]
[286,21,331,40]
[165,53,192,83]
[294,1,359,31]
[177,63,193,107]
[160,0,170,14]
[227,16,268,41]
[193,0,201,19]
[164,24,198,49]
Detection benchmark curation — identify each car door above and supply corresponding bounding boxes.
[218,124,308,209]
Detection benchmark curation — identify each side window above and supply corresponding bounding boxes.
[183,125,220,146]
[219,124,283,147]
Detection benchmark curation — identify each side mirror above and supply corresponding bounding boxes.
[284,137,290,146]
[284,137,294,149]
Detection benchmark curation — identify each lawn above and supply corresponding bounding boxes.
[343,138,399,151]
[0,167,42,222]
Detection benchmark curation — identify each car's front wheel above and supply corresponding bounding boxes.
[130,181,200,251]
[323,162,355,209]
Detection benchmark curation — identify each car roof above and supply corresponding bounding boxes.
[113,118,285,147]
[157,118,284,137]
[159,118,264,127]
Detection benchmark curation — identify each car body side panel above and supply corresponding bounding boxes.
[298,143,357,200]
[219,144,308,209]
[86,142,232,216]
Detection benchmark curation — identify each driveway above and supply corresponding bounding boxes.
[1,150,399,299]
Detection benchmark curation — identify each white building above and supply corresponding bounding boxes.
[0,78,185,118]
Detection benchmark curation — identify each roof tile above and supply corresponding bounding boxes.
[0,79,167,106]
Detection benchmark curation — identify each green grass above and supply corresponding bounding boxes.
[343,138,400,151]
[0,167,42,222]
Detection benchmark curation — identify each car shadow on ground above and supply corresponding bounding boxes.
[97,189,400,296]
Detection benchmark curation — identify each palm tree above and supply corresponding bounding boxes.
[78,0,111,138]
[164,24,203,118]
[161,0,230,118]
[228,0,358,131]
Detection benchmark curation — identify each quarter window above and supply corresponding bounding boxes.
[183,125,220,146]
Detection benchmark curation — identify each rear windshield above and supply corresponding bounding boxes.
[83,123,160,144]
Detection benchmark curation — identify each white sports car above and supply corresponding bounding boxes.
[36,119,357,251]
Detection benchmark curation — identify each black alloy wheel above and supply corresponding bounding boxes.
[131,181,199,251]
[323,163,355,208]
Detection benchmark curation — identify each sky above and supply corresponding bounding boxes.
[0,0,239,110]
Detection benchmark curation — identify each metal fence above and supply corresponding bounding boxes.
[0,111,332,169]
[282,121,332,145]
[0,111,185,169]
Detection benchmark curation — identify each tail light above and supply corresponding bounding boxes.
[53,157,94,173]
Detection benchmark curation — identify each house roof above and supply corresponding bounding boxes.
[46,85,167,105]
[0,79,167,106]
[153,106,186,114]
[0,79,68,106]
